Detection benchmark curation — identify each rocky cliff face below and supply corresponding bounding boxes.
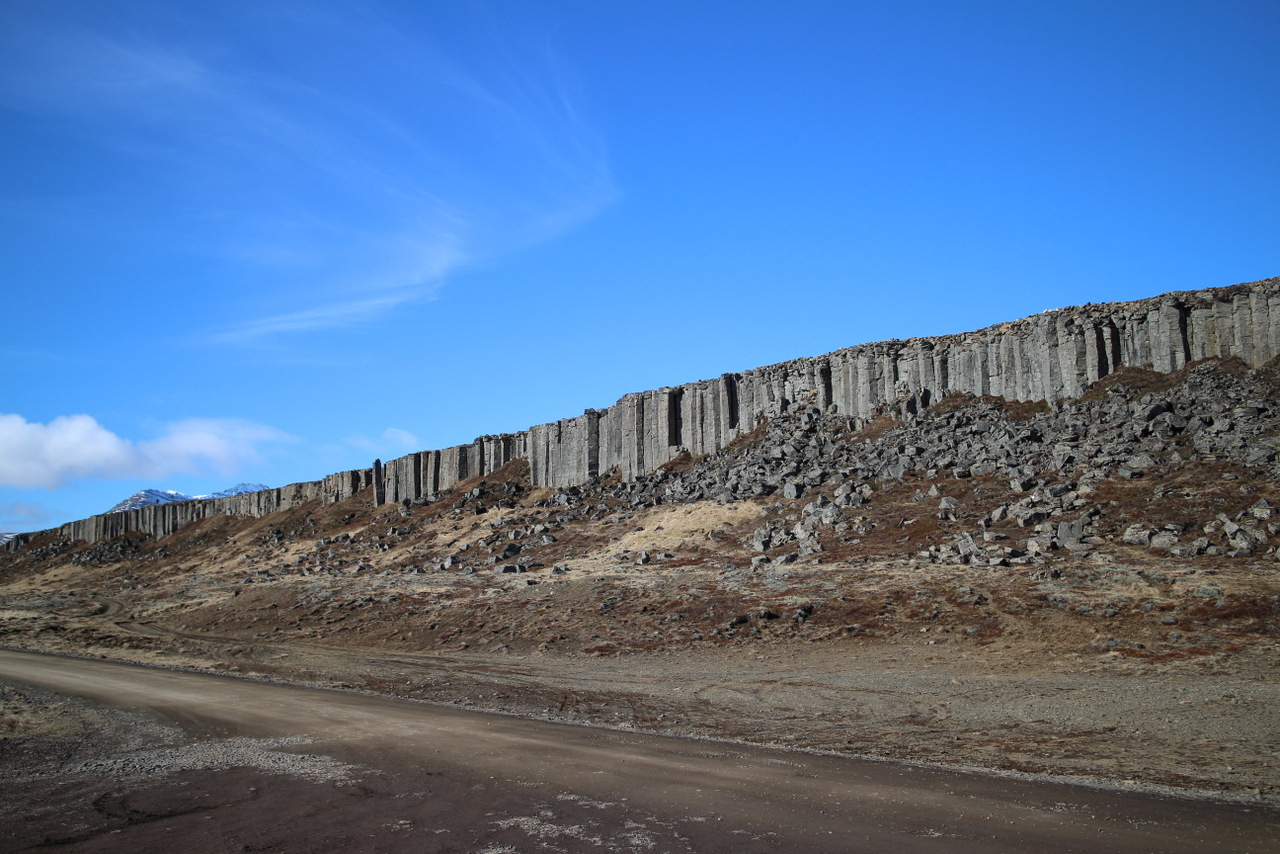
[524,277,1280,489]
[25,276,1279,549]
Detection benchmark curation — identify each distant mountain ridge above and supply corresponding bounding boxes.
[106,483,269,514]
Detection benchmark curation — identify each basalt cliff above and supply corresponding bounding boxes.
[11,276,1280,550]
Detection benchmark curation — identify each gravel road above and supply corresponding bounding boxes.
[0,649,1276,853]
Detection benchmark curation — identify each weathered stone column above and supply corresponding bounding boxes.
[372,458,385,506]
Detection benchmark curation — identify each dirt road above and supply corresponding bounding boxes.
[0,649,1275,853]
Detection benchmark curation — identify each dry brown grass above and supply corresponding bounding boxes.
[724,419,770,453]
[658,451,701,475]
[991,397,1053,421]
[1080,356,1250,402]
[928,392,1049,421]
[854,414,897,443]
[607,503,760,556]
[484,457,531,484]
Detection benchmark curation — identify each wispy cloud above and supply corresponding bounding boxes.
[0,2,617,344]
[0,501,53,531]
[343,427,422,458]
[0,414,291,489]
[206,292,420,344]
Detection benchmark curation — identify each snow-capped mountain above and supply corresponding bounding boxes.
[197,483,271,500]
[107,489,193,514]
[105,483,268,514]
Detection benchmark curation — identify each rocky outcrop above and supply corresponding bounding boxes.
[31,276,1280,547]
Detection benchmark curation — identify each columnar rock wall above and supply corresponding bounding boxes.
[376,433,530,505]
[57,480,326,544]
[42,277,1280,545]
[523,278,1279,488]
[52,432,534,545]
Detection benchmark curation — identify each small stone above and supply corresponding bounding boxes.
[1121,524,1153,546]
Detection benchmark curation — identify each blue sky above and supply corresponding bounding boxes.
[2,0,1277,533]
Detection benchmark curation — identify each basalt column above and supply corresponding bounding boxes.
[372,459,385,506]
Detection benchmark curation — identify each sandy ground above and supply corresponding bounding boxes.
[1,649,1277,854]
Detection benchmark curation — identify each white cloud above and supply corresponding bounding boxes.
[0,414,290,489]
[381,427,420,450]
